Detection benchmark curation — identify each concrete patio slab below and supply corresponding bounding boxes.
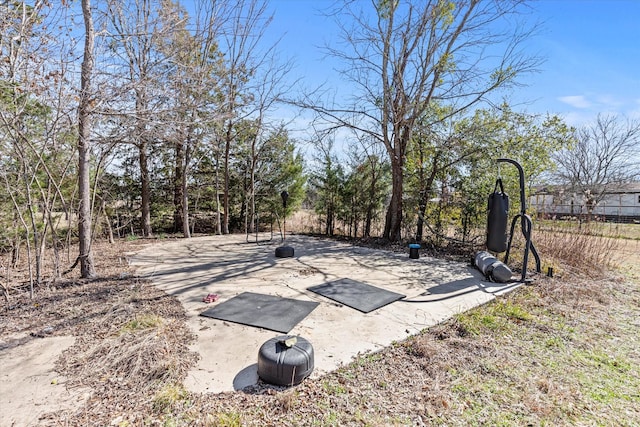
[129,234,519,394]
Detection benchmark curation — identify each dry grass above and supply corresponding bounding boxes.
[538,220,640,240]
[0,239,198,425]
[1,233,639,426]
[534,224,621,278]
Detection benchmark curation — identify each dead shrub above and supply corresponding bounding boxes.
[534,225,619,279]
[65,318,191,389]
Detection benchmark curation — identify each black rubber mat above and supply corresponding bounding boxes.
[308,278,405,313]
[200,292,319,333]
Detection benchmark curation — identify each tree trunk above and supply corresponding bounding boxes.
[326,201,335,236]
[22,169,41,285]
[248,152,257,235]
[416,158,439,242]
[182,136,191,238]
[78,0,96,278]
[139,140,152,237]
[215,150,222,235]
[364,206,373,237]
[416,198,426,242]
[383,155,403,242]
[173,141,184,233]
[46,208,62,279]
[364,165,379,238]
[11,214,20,268]
[222,123,232,234]
[102,201,115,244]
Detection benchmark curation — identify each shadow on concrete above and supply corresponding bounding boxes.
[401,267,522,303]
[233,363,259,391]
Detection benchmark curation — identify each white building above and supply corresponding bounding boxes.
[529,183,640,222]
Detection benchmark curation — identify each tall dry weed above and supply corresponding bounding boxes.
[534,224,619,279]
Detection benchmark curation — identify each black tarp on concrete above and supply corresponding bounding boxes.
[308,278,405,313]
[200,292,319,333]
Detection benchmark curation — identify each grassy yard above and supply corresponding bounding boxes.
[2,230,639,426]
[193,255,639,426]
[160,231,640,426]
[537,219,640,240]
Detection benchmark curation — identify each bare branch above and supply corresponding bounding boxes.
[554,113,640,207]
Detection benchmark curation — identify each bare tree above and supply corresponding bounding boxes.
[296,0,541,241]
[1,1,80,288]
[211,0,278,234]
[160,1,228,238]
[554,114,640,218]
[102,0,176,238]
[243,55,295,237]
[76,0,97,278]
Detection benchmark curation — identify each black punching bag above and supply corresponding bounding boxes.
[486,178,509,253]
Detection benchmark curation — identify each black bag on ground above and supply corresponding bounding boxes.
[486,178,509,253]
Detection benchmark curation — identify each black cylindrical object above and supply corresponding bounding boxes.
[474,251,513,283]
[258,335,314,386]
[486,178,509,253]
[275,245,294,258]
[409,243,420,259]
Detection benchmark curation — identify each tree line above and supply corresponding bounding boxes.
[1,0,638,291]
[1,0,306,286]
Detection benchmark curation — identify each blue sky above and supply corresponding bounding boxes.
[263,0,640,127]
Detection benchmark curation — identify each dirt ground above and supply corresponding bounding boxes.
[0,234,638,426]
[0,335,87,426]
[0,238,191,426]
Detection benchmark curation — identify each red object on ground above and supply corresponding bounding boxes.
[202,294,219,303]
